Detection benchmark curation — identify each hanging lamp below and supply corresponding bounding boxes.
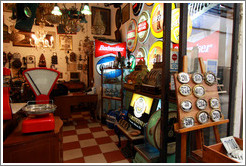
[51,3,62,16]
[81,3,92,15]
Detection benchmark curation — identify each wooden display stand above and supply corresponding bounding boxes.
[173,56,229,163]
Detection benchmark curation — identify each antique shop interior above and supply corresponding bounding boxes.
[2,2,244,164]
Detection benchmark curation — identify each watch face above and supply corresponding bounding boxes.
[177,72,190,84]
[205,71,216,86]
[179,84,192,96]
[180,100,192,112]
[210,109,222,122]
[196,99,207,110]
[192,73,203,84]
[182,117,195,128]
[193,85,205,98]
[210,98,220,109]
[197,111,209,124]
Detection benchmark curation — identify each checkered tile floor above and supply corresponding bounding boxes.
[62,111,130,163]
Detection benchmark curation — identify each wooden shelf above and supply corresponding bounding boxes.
[102,96,122,101]
[174,119,229,134]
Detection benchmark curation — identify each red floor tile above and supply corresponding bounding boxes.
[90,127,104,132]
[95,137,113,145]
[81,145,102,156]
[78,133,93,140]
[64,157,85,163]
[63,130,77,136]
[106,130,116,136]
[103,150,126,163]
[63,141,81,151]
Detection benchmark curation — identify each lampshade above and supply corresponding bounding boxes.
[51,4,62,16]
[81,4,91,15]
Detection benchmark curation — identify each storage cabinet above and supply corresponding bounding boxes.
[101,68,125,122]
[3,116,63,163]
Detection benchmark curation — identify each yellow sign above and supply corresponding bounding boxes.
[147,41,163,71]
[150,3,163,38]
[171,8,192,44]
[130,93,154,117]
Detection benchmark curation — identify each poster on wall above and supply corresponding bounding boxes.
[132,3,143,16]
[171,8,193,44]
[136,47,147,65]
[94,40,126,58]
[147,41,163,71]
[137,11,150,44]
[127,19,138,52]
[150,3,164,39]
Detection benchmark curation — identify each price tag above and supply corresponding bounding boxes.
[210,98,220,109]
[179,84,191,96]
[197,111,209,124]
[177,72,190,84]
[196,98,207,110]
[180,100,192,112]
[210,109,222,122]
[182,117,195,128]
[205,71,216,86]
[192,73,204,84]
[193,85,205,98]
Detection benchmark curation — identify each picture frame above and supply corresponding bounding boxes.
[91,7,111,35]
[59,35,73,50]
[13,31,34,47]
[122,3,130,24]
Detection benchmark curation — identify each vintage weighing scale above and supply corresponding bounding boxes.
[22,68,60,133]
[3,67,12,120]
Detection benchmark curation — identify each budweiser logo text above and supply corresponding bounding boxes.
[99,45,124,52]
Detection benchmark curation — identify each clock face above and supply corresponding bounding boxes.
[193,85,205,98]
[182,117,195,128]
[180,100,192,112]
[210,98,220,109]
[192,73,204,84]
[178,72,190,84]
[205,71,216,86]
[196,99,207,110]
[179,84,191,96]
[197,111,209,124]
[210,109,222,122]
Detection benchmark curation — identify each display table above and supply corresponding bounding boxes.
[116,123,144,159]
[54,93,98,120]
[3,116,63,163]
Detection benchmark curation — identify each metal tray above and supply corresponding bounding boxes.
[22,104,57,115]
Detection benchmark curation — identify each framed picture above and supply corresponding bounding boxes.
[122,3,130,24]
[59,35,72,50]
[91,7,111,35]
[13,31,34,47]
[3,3,15,12]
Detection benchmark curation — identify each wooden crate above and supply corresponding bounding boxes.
[203,137,243,163]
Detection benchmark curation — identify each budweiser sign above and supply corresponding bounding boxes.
[95,40,126,58]
[138,21,148,33]
[137,11,150,44]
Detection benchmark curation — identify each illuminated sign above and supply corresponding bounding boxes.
[137,11,150,44]
[171,8,193,44]
[127,19,138,52]
[150,3,163,38]
[147,41,163,71]
[95,40,126,58]
[128,93,154,130]
[187,31,219,61]
[132,3,143,16]
[96,56,122,78]
[136,47,147,65]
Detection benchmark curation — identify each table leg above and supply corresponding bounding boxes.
[180,133,187,163]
